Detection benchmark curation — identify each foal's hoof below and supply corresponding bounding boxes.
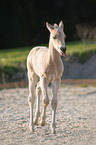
[52,129,56,134]
[34,119,38,126]
[29,124,34,132]
[40,120,45,126]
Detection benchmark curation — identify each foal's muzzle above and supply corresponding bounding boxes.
[60,47,67,57]
[60,47,66,53]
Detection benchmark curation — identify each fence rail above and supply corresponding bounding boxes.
[0,79,96,89]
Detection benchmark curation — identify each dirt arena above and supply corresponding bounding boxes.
[0,86,96,145]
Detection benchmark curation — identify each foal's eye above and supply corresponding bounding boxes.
[53,35,56,39]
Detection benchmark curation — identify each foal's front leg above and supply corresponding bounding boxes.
[28,79,36,132]
[40,77,49,126]
[34,82,41,125]
[51,79,61,134]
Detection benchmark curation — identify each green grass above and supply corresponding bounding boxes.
[80,84,88,87]
[0,46,31,82]
[0,41,96,83]
[66,41,96,63]
[0,41,96,65]
[0,47,31,65]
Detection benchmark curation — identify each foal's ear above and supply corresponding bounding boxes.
[59,21,64,30]
[46,22,54,32]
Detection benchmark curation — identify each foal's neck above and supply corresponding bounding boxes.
[48,38,60,63]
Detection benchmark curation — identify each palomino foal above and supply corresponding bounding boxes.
[27,21,66,134]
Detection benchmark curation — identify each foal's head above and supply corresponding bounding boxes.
[46,21,66,57]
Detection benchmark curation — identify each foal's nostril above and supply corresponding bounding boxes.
[60,47,66,53]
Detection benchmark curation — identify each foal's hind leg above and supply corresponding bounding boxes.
[34,81,42,125]
[28,72,38,132]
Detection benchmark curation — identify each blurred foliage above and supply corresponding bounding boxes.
[0,0,96,48]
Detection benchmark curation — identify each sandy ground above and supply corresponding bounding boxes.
[0,86,96,145]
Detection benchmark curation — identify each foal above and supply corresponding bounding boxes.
[27,21,66,134]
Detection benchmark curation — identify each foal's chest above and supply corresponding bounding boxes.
[44,60,64,83]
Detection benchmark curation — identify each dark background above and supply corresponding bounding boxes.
[0,0,96,49]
